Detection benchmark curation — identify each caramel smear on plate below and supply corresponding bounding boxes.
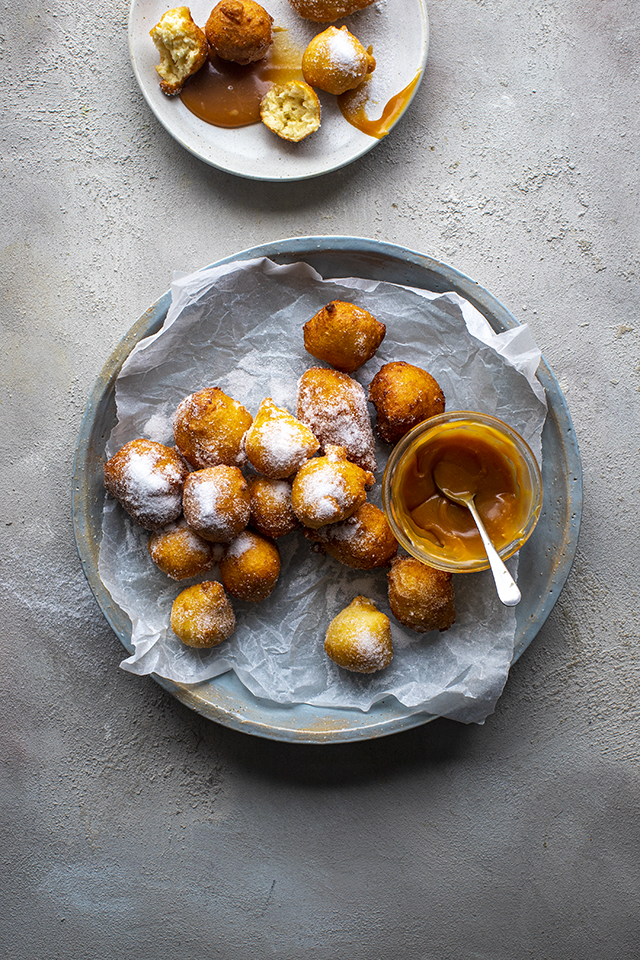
[338,70,421,139]
[180,28,303,128]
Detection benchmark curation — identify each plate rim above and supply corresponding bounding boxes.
[128,0,430,181]
[72,235,583,743]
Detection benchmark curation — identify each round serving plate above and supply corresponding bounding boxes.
[72,237,583,743]
[129,0,429,180]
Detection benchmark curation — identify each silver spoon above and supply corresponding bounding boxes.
[433,461,521,607]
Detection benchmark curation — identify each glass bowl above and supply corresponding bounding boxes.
[382,411,543,573]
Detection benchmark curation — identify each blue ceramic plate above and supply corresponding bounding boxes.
[72,237,582,742]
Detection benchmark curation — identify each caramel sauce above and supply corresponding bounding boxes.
[180,29,303,128]
[393,421,536,565]
[337,70,421,139]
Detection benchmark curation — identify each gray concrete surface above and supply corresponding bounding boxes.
[2,0,639,957]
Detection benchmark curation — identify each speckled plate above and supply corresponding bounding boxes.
[72,237,582,742]
[128,0,429,180]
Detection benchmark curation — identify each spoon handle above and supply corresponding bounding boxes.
[467,500,522,607]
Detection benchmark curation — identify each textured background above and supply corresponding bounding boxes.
[2,0,639,957]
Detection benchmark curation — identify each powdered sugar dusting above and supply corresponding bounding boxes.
[297,463,348,521]
[326,28,363,76]
[244,399,319,478]
[320,512,362,542]
[351,626,390,670]
[226,530,254,559]
[297,369,376,471]
[125,450,179,495]
[264,479,291,505]
[104,440,186,528]
[191,474,231,523]
[182,468,250,542]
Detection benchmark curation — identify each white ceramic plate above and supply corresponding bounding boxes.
[128,0,429,180]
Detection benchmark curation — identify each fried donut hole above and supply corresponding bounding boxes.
[103,438,188,531]
[260,80,321,142]
[303,301,386,374]
[219,530,281,602]
[249,476,299,538]
[243,398,319,479]
[297,366,377,471]
[170,581,236,648]
[150,7,209,96]
[148,519,216,581]
[205,0,273,64]
[387,556,456,633]
[291,444,374,529]
[182,465,250,543]
[305,502,397,569]
[173,387,253,469]
[287,0,375,22]
[302,26,375,96]
[324,596,393,674]
[368,361,446,445]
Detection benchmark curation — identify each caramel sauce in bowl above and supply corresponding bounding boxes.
[382,412,543,573]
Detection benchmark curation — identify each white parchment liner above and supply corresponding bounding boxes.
[99,257,547,723]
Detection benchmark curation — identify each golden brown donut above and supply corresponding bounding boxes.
[148,518,216,580]
[219,530,281,602]
[182,465,250,543]
[302,26,375,95]
[387,556,456,633]
[305,502,397,569]
[287,0,375,22]
[170,581,236,647]
[368,361,446,445]
[248,476,300,538]
[291,444,374,529]
[205,0,273,64]
[243,398,319,479]
[260,80,321,142]
[173,387,253,469]
[150,6,209,96]
[103,438,188,530]
[303,300,385,373]
[324,596,393,673]
[297,366,377,472]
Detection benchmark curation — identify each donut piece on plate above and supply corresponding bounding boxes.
[150,7,209,96]
[324,596,393,674]
[103,438,188,531]
[302,26,375,96]
[260,80,321,142]
[303,300,385,373]
[173,387,253,469]
[219,529,281,602]
[249,476,300,539]
[243,398,319,479]
[287,0,375,23]
[148,519,216,580]
[387,556,456,633]
[182,465,250,543]
[291,444,374,529]
[297,366,377,472]
[205,0,273,65]
[170,581,236,647]
[368,361,446,445]
[305,502,397,569]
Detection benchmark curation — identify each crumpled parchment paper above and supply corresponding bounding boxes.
[99,257,547,723]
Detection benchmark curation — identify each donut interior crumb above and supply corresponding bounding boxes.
[150,6,209,96]
[260,80,321,142]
